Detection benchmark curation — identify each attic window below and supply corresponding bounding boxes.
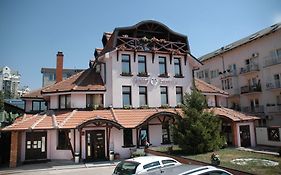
[249,33,259,40]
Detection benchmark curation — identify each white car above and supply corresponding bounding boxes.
[145,164,233,175]
[112,156,181,175]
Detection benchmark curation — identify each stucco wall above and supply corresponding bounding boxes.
[256,127,281,147]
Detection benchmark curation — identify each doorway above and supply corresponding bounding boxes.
[86,130,105,161]
[239,125,251,147]
[25,132,47,160]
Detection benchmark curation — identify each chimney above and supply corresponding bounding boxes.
[56,51,64,83]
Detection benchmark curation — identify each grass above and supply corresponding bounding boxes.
[152,146,281,175]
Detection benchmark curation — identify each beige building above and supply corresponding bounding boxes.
[196,22,281,128]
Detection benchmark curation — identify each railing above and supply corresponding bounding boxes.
[266,81,281,90]
[264,54,281,68]
[266,105,281,113]
[240,64,259,74]
[220,70,237,78]
[241,105,264,113]
[240,85,262,94]
[116,36,188,53]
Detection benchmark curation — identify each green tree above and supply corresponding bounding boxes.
[173,90,225,154]
[0,91,4,112]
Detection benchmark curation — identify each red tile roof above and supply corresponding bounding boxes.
[21,89,44,99]
[2,107,258,131]
[195,78,229,96]
[41,68,105,94]
[208,107,259,122]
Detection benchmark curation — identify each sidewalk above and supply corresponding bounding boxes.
[0,160,119,175]
[237,146,280,156]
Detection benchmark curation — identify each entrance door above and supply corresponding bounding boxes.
[86,130,105,161]
[239,125,251,147]
[25,132,47,160]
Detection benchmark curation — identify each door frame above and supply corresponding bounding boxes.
[239,125,251,147]
[85,130,106,161]
[25,131,47,161]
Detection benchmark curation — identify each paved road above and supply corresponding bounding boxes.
[2,166,116,175]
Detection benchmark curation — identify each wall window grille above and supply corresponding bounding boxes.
[268,127,280,141]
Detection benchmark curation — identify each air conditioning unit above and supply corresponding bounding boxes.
[252,53,259,58]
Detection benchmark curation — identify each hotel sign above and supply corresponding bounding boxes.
[133,77,177,86]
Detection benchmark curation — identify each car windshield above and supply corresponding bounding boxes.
[114,161,140,175]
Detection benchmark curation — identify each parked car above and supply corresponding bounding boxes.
[144,164,233,175]
[112,156,181,175]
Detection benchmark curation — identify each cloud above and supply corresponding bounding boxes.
[273,14,281,24]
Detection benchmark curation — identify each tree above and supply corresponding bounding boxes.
[173,90,225,155]
[0,91,4,112]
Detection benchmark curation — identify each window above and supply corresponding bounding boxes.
[221,78,233,90]
[57,130,70,150]
[48,73,55,81]
[162,122,171,144]
[210,69,219,79]
[139,125,149,146]
[268,127,280,141]
[59,94,71,109]
[174,58,182,77]
[32,101,47,111]
[160,86,168,105]
[139,86,147,106]
[159,57,167,76]
[277,48,281,58]
[123,129,133,147]
[138,55,147,76]
[197,70,204,79]
[122,86,131,106]
[176,86,183,105]
[143,161,160,170]
[274,74,281,88]
[121,54,131,75]
[86,94,103,108]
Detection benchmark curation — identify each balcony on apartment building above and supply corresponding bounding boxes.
[240,84,262,94]
[241,105,264,114]
[266,104,281,113]
[266,81,281,90]
[220,70,238,79]
[263,54,281,68]
[240,64,259,75]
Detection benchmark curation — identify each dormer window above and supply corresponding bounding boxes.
[86,94,103,109]
[59,94,71,109]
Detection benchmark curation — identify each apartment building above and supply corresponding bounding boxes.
[0,66,21,99]
[196,22,281,127]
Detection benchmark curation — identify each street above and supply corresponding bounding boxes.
[1,166,116,175]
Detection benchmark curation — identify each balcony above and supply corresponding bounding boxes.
[266,105,281,113]
[241,105,264,113]
[240,85,262,94]
[264,55,281,68]
[266,81,281,90]
[240,64,259,75]
[220,70,238,79]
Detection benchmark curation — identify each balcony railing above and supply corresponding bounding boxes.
[266,81,281,90]
[266,105,281,113]
[241,105,264,113]
[220,70,237,79]
[264,54,281,68]
[240,85,262,94]
[240,64,259,74]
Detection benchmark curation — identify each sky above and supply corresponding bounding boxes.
[0,0,281,90]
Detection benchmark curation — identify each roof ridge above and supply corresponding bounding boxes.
[30,114,47,129]
[59,110,77,127]
[110,108,118,122]
[73,69,92,90]
[4,114,38,130]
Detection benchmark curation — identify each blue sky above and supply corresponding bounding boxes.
[0,0,281,90]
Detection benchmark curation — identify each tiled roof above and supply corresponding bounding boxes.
[41,68,105,94]
[2,107,258,131]
[195,78,229,96]
[199,22,281,62]
[208,107,259,122]
[21,88,44,99]
[2,108,182,131]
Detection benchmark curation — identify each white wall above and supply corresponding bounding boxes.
[256,127,281,147]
